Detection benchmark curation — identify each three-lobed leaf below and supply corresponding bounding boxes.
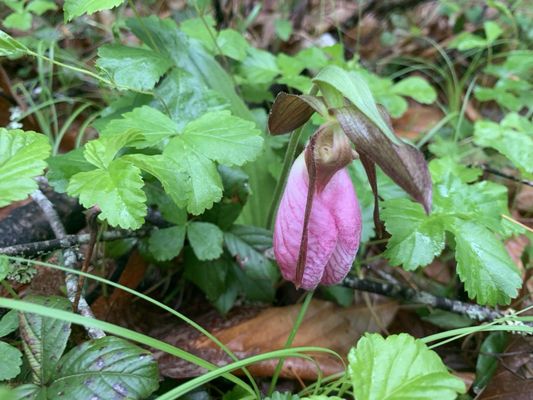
[0,129,51,207]
[348,333,466,400]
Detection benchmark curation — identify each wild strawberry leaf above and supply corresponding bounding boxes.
[0,342,22,381]
[348,333,466,400]
[148,226,186,262]
[187,222,224,261]
[0,129,51,207]
[96,45,173,91]
[83,129,142,169]
[63,0,125,21]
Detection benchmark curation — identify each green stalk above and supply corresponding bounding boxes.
[268,290,314,395]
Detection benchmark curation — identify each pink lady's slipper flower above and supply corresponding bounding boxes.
[273,125,362,290]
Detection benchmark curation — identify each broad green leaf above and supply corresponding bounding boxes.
[474,332,508,391]
[382,199,445,270]
[122,154,188,209]
[0,309,18,337]
[83,129,142,169]
[102,105,179,148]
[180,16,217,51]
[63,0,125,21]
[0,129,51,207]
[224,225,279,302]
[429,157,481,184]
[12,384,40,399]
[240,48,280,84]
[473,114,533,173]
[46,148,94,193]
[48,336,158,399]
[484,21,503,43]
[392,76,437,104]
[18,296,71,384]
[448,32,487,50]
[313,66,399,144]
[274,18,292,41]
[3,12,32,31]
[164,139,223,214]
[67,159,147,229]
[0,342,22,381]
[450,219,522,305]
[27,0,57,15]
[180,111,263,166]
[155,68,228,130]
[0,29,28,57]
[187,222,224,261]
[348,333,466,400]
[96,45,173,91]
[217,29,248,61]
[148,226,186,261]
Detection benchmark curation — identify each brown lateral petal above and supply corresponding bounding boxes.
[268,93,327,135]
[336,105,432,213]
[359,153,383,237]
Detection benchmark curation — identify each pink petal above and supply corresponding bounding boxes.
[273,155,338,290]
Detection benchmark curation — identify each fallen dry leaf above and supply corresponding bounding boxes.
[392,103,444,140]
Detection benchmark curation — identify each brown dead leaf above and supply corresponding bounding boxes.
[392,104,444,140]
[515,186,533,214]
[505,234,529,274]
[155,298,398,379]
[479,336,533,399]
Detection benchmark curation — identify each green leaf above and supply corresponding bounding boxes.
[83,129,141,169]
[0,29,28,57]
[473,114,533,174]
[0,255,10,282]
[382,199,445,270]
[67,158,147,229]
[3,12,32,31]
[180,16,217,51]
[217,29,248,61]
[392,76,437,104]
[274,18,292,41]
[484,21,503,43]
[313,66,399,144]
[63,0,125,21]
[448,32,487,50]
[187,222,224,261]
[429,157,481,184]
[48,336,158,399]
[27,0,57,15]
[474,332,508,391]
[148,226,186,261]
[19,296,71,384]
[224,225,279,302]
[0,129,51,207]
[102,105,179,148]
[0,342,22,381]
[179,111,263,166]
[96,45,173,91]
[0,309,19,337]
[450,219,522,305]
[46,148,94,193]
[348,333,466,400]
[240,48,280,84]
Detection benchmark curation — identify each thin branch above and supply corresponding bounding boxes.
[0,229,149,257]
[342,275,503,322]
[30,189,106,339]
[478,164,533,187]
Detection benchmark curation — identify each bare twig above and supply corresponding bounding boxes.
[478,164,533,187]
[342,275,503,322]
[30,189,106,339]
[0,229,149,257]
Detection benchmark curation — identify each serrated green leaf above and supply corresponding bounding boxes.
[180,111,263,166]
[450,219,522,305]
[83,129,142,169]
[180,15,217,51]
[3,11,32,31]
[217,29,248,61]
[148,226,186,261]
[382,199,445,270]
[68,158,147,229]
[187,222,224,261]
[429,157,481,184]
[0,129,51,207]
[102,106,179,148]
[240,47,280,84]
[313,66,399,144]
[19,296,71,384]
[392,76,437,104]
[0,342,22,381]
[63,0,125,21]
[46,148,94,193]
[348,333,466,400]
[49,336,158,399]
[0,309,19,337]
[96,45,172,91]
[0,29,28,57]
[27,0,57,15]
[224,225,278,302]
[473,114,533,173]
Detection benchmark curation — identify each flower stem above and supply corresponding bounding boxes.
[268,290,314,395]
